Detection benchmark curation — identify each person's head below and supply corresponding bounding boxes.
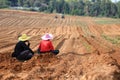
[41,33,53,40]
[18,34,30,42]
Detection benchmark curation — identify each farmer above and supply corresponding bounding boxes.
[12,34,34,61]
[38,33,59,55]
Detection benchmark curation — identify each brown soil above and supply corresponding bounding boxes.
[0,9,120,80]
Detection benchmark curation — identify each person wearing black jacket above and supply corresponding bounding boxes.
[12,34,34,61]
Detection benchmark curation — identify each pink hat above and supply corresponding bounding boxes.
[41,33,53,40]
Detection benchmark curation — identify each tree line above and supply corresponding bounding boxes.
[0,0,120,18]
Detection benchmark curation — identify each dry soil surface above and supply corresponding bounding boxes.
[0,9,120,80]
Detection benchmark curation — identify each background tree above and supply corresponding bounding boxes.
[0,0,10,8]
[23,0,30,7]
[116,1,120,18]
[0,0,120,18]
[18,0,24,6]
[8,0,18,6]
[33,0,41,7]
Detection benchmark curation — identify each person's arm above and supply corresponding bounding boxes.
[38,42,41,49]
[21,41,34,54]
[38,42,41,53]
[25,40,30,47]
[49,41,54,51]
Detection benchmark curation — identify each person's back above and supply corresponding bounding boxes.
[39,40,54,52]
[14,41,26,55]
[38,33,59,55]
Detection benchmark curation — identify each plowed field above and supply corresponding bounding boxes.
[0,9,120,80]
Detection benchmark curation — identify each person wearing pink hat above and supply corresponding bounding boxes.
[38,33,59,55]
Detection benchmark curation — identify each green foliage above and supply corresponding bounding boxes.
[102,34,120,44]
[0,0,120,18]
[33,0,41,7]
[0,0,10,8]
[116,1,120,18]
[95,19,120,24]
[8,0,18,6]
[17,0,24,6]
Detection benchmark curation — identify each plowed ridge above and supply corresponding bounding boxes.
[0,10,120,80]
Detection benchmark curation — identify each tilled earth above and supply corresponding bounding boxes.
[0,9,120,80]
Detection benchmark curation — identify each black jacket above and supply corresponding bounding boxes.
[12,41,34,57]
